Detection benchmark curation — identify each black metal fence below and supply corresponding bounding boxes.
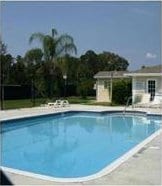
[0,85,31,100]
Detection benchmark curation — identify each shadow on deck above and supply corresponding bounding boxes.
[0,170,13,185]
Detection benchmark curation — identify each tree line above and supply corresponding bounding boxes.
[0,28,129,99]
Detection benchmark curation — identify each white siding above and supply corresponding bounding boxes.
[96,79,110,102]
[132,76,162,102]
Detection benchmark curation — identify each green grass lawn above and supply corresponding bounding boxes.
[2,97,95,110]
[3,98,46,110]
[2,96,119,110]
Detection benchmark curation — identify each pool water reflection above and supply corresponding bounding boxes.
[1,112,161,178]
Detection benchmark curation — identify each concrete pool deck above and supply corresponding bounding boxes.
[0,105,162,185]
[0,104,162,121]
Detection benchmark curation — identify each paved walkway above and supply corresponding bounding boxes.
[1,105,162,185]
[0,104,161,121]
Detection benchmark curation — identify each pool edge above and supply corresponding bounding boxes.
[1,109,161,123]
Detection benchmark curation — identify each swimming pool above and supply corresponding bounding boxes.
[1,111,161,180]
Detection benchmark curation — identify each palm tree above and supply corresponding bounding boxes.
[29,28,77,63]
[29,28,77,98]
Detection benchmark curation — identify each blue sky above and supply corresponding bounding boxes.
[1,1,161,70]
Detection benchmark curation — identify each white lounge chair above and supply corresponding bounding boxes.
[60,100,70,107]
[147,94,162,108]
[47,100,62,107]
[133,93,151,108]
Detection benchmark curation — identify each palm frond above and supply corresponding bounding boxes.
[57,43,77,56]
[29,33,45,44]
[56,34,74,46]
[56,34,77,56]
[68,43,77,55]
[29,30,77,61]
[52,28,58,38]
[43,35,57,61]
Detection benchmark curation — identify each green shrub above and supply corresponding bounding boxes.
[77,80,94,99]
[112,79,132,105]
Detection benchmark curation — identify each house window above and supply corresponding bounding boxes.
[147,80,156,101]
[136,81,144,90]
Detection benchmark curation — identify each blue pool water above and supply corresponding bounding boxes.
[1,112,161,178]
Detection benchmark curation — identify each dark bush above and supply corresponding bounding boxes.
[77,80,95,98]
[112,79,132,105]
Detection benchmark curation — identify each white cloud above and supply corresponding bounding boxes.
[146,52,157,59]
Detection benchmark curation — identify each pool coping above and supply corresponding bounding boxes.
[1,109,161,123]
[1,110,162,183]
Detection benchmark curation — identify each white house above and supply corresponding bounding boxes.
[94,65,162,103]
[94,71,128,102]
[125,65,162,103]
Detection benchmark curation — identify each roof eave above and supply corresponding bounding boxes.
[124,73,162,77]
[94,76,129,79]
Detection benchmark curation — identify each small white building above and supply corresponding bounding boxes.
[94,65,162,103]
[94,71,128,102]
[125,65,162,102]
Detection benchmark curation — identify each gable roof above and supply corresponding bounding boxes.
[133,65,162,73]
[94,65,162,79]
[125,65,162,77]
[94,71,128,79]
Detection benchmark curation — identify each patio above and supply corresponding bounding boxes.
[0,104,162,121]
